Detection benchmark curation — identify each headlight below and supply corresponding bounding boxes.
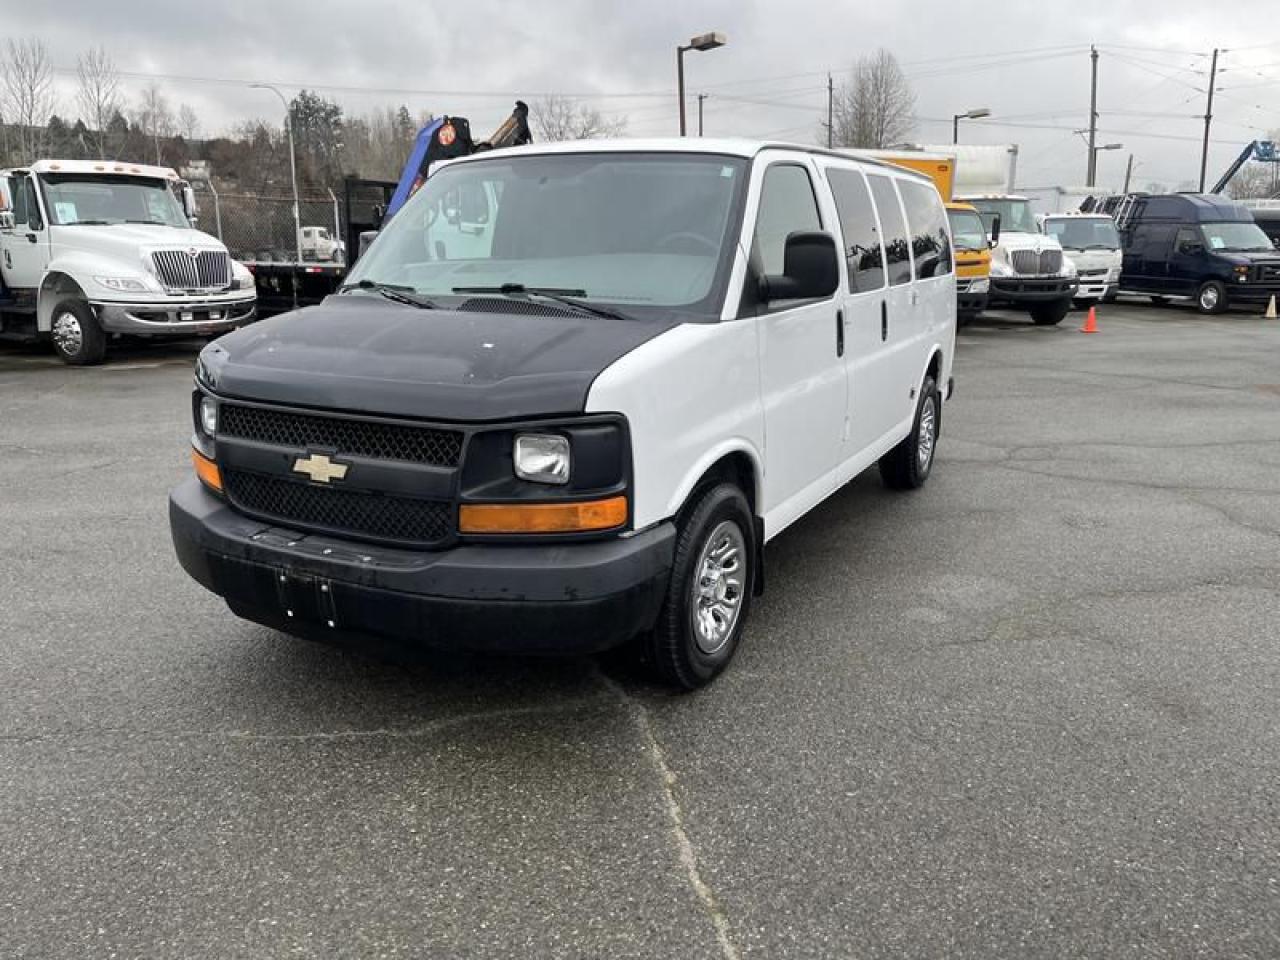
[231,261,256,290]
[199,395,218,436]
[1061,258,1078,278]
[1234,265,1250,283]
[990,260,1014,277]
[970,277,990,293]
[94,276,149,292]
[514,433,570,485]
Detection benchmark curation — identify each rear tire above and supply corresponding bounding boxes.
[645,483,755,690]
[50,299,106,365]
[879,374,940,491]
[1197,280,1228,314]
[1030,299,1071,326]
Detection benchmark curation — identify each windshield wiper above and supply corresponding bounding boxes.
[340,278,437,309]
[451,283,635,322]
[123,219,174,226]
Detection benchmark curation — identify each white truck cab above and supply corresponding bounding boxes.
[171,139,956,688]
[0,159,256,364]
[299,225,343,262]
[1041,211,1121,304]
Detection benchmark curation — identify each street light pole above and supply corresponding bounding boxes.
[952,107,991,144]
[250,82,301,267]
[676,32,726,136]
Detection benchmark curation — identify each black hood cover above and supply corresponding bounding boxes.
[203,294,679,422]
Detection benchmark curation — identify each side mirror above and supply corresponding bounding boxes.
[759,231,840,302]
[988,214,1001,248]
[181,184,198,219]
[0,211,13,231]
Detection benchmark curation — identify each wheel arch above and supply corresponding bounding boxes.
[37,272,89,333]
[666,443,766,595]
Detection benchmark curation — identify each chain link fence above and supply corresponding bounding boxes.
[190,184,345,265]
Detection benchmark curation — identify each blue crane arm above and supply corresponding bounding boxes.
[1212,140,1278,194]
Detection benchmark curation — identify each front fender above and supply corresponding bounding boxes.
[37,251,154,332]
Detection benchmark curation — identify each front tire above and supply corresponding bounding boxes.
[646,483,755,689]
[50,299,106,365]
[1197,280,1228,314]
[1030,298,1071,325]
[879,375,940,490]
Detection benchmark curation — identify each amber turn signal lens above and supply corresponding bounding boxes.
[192,447,223,492]
[459,496,627,534]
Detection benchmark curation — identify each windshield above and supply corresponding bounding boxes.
[348,152,748,317]
[947,209,987,251]
[968,198,1037,234]
[41,173,189,227]
[1200,221,1273,253]
[1044,217,1119,250]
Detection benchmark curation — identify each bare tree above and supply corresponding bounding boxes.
[826,49,915,149]
[533,95,627,141]
[75,45,122,159]
[178,103,201,142]
[2,38,57,158]
[134,81,174,164]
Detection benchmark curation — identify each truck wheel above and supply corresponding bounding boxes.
[50,299,106,365]
[879,374,939,491]
[1030,299,1070,325]
[1197,281,1228,314]
[646,483,755,689]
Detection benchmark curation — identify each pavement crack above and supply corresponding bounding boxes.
[598,673,741,960]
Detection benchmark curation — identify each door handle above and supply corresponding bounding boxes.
[835,309,844,357]
[880,301,888,342]
[25,233,37,244]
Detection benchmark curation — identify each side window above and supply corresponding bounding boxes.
[751,163,821,278]
[898,179,952,279]
[1175,228,1200,254]
[827,167,885,293]
[867,175,911,286]
[10,175,29,226]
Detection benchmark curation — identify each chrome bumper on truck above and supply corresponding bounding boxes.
[991,277,1078,303]
[92,295,256,335]
[169,479,675,654]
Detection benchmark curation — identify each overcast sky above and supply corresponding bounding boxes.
[12,0,1280,190]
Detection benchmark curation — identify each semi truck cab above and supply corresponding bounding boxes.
[0,159,256,364]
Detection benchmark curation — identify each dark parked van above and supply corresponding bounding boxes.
[1118,193,1280,313]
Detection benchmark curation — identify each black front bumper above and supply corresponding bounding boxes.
[990,277,1078,303]
[170,479,675,654]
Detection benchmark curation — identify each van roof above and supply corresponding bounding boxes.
[450,137,932,182]
[1131,192,1254,223]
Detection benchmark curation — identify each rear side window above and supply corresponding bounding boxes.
[867,175,911,286]
[752,163,821,277]
[827,167,885,293]
[898,179,953,279]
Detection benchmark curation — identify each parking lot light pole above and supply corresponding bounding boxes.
[677,32,726,136]
[250,83,302,265]
[952,107,990,144]
[1088,142,1123,187]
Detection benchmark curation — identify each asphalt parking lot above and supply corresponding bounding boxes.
[3,299,1280,959]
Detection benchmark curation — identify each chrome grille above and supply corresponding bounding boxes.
[151,249,231,290]
[1010,249,1063,276]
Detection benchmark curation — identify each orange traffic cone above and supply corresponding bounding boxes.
[1266,295,1277,319]
[1080,305,1098,334]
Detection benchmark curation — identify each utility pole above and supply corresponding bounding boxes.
[1086,45,1099,187]
[697,94,706,136]
[827,73,834,149]
[1123,153,1134,193]
[1199,47,1220,192]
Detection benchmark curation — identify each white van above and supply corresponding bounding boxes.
[170,140,956,688]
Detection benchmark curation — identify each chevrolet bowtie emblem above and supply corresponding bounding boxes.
[292,453,349,484]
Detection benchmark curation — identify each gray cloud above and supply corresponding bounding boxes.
[11,0,1280,189]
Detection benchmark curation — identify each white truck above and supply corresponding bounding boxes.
[0,159,256,364]
[921,143,1079,325]
[298,225,344,262]
[1041,211,1121,305]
